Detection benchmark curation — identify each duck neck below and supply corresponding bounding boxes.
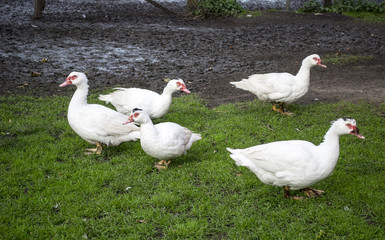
[159,86,174,106]
[139,119,158,140]
[69,82,89,108]
[318,125,341,172]
[295,63,311,84]
[162,84,176,96]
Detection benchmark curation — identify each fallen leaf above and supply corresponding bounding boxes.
[17,82,28,88]
[137,219,147,223]
[30,71,41,77]
[232,168,242,177]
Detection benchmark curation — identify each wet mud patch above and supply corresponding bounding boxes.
[1,0,384,107]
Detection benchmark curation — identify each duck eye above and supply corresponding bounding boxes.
[313,57,318,61]
[134,113,139,117]
[346,123,351,127]
[176,82,181,86]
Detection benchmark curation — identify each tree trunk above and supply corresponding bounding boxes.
[33,0,45,19]
[323,0,333,8]
[144,0,176,15]
[187,0,199,12]
[286,0,290,11]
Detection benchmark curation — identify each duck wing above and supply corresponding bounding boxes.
[74,104,139,137]
[229,140,317,175]
[231,73,296,102]
[100,88,161,114]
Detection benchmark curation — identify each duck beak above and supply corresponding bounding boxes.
[123,116,134,125]
[59,78,72,87]
[317,59,327,68]
[181,85,191,94]
[182,88,191,94]
[350,126,365,139]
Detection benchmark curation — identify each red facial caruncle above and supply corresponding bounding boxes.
[60,74,78,87]
[313,57,327,68]
[131,112,139,120]
[177,81,191,93]
[66,75,77,84]
[123,113,138,125]
[126,112,139,123]
[346,123,365,139]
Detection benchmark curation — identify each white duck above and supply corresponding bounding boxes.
[98,78,191,119]
[227,118,365,199]
[230,54,326,115]
[60,72,140,154]
[124,108,201,167]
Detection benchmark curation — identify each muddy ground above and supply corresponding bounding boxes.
[1,0,384,107]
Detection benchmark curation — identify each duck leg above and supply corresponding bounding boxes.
[281,103,295,116]
[303,187,324,198]
[283,186,306,200]
[272,103,294,116]
[85,142,103,155]
[158,160,171,166]
[154,160,171,170]
[272,104,282,113]
[284,186,291,199]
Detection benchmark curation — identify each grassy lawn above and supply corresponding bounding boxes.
[1,93,384,239]
[343,11,385,23]
[322,54,374,66]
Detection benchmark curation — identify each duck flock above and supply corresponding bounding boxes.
[60,54,365,199]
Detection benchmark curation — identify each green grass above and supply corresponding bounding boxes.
[1,94,385,239]
[343,11,385,23]
[238,10,263,18]
[298,0,385,23]
[322,54,374,65]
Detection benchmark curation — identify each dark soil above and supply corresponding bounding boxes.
[1,0,384,107]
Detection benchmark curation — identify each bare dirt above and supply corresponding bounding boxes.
[1,0,384,107]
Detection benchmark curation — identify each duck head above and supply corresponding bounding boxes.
[306,54,327,68]
[165,78,191,94]
[60,72,87,87]
[123,108,150,125]
[333,118,365,139]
